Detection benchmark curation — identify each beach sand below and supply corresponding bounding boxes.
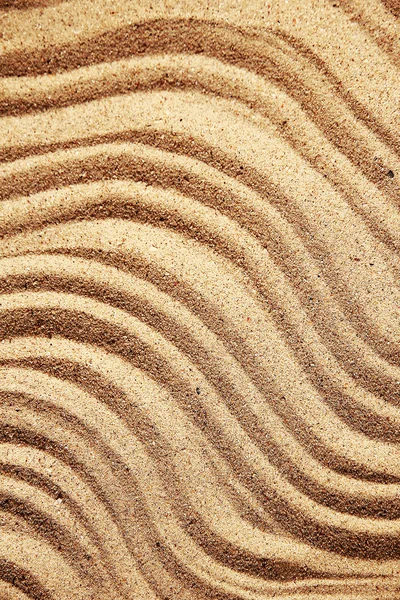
[0,0,399,598]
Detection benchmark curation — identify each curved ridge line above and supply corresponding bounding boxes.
[3,398,397,600]
[0,396,180,599]
[2,351,400,572]
[2,179,400,445]
[0,558,53,600]
[1,364,375,588]
[0,384,333,597]
[2,284,400,508]
[1,54,399,249]
[0,438,142,599]
[0,473,119,597]
[327,0,400,65]
[2,217,400,484]
[1,143,398,406]
[0,401,163,599]
[1,9,400,599]
[0,93,398,358]
[2,294,400,544]
[0,529,91,600]
[0,132,398,372]
[3,253,400,518]
[0,18,397,154]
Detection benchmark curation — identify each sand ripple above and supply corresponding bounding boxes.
[0,5,399,599]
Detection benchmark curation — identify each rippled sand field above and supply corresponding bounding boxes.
[0,0,399,598]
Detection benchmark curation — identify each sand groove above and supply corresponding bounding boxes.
[0,2,399,599]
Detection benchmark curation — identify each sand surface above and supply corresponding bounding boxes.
[0,0,399,598]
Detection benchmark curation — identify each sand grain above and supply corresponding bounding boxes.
[0,1,399,598]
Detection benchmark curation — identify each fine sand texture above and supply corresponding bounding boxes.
[0,0,399,598]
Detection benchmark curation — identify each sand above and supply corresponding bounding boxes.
[0,0,399,598]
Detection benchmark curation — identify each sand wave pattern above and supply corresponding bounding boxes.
[0,12,400,600]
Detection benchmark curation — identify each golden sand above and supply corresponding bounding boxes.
[0,0,399,598]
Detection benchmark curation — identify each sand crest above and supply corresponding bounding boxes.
[0,1,399,598]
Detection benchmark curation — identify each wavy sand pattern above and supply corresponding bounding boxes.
[0,1,399,598]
